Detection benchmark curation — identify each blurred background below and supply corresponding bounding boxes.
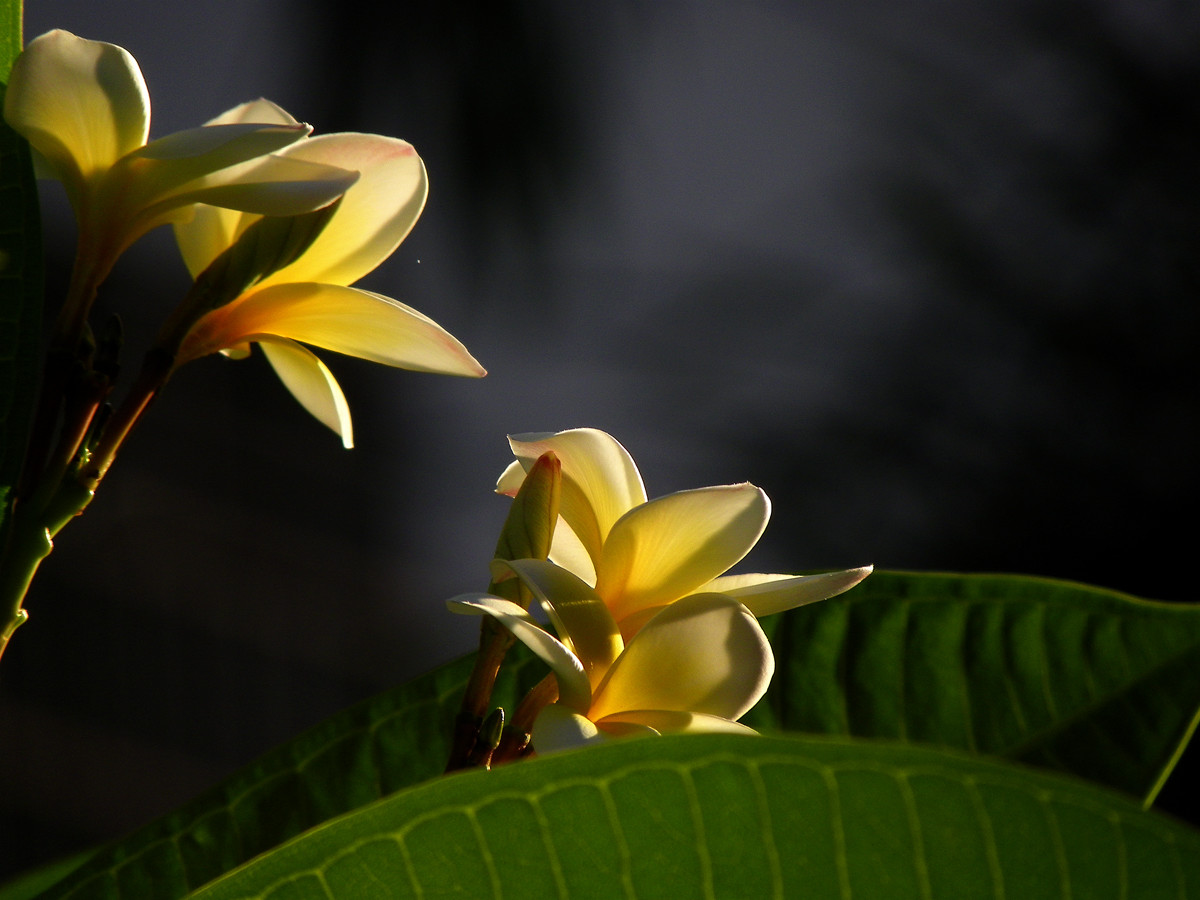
[3,0,1198,880]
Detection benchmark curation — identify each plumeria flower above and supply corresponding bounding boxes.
[497,428,872,635]
[170,101,485,447]
[449,562,773,753]
[3,30,357,325]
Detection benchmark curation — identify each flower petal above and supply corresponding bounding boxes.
[179,282,485,377]
[447,595,590,712]
[492,558,622,687]
[701,566,874,617]
[4,30,149,204]
[596,483,770,621]
[507,429,648,572]
[531,704,606,753]
[598,709,759,736]
[258,338,353,448]
[590,593,773,723]
[258,133,427,288]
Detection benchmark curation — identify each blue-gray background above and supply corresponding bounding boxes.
[3,0,1197,878]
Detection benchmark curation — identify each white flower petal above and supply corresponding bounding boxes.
[702,566,874,617]
[492,559,622,687]
[180,282,485,377]
[507,429,647,573]
[258,133,427,288]
[4,30,149,204]
[591,593,774,723]
[530,704,605,753]
[257,338,353,448]
[447,594,591,712]
[596,483,770,621]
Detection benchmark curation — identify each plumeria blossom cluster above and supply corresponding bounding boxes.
[4,29,483,451]
[449,428,871,755]
[0,29,483,659]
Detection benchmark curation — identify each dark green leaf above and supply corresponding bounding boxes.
[746,571,1200,802]
[29,646,545,900]
[188,732,1200,900]
[27,572,1200,898]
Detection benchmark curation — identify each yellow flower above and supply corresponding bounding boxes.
[171,101,485,447]
[497,428,871,635]
[3,31,356,315]
[449,562,773,753]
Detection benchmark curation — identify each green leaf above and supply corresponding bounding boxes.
[0,4,42,529]
[0,852,94,900]
[745,571,1200,803]
[24,572,1200,898]
[26,646,547,900]
[188,732,1200,900]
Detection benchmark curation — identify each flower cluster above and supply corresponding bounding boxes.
[450,428,871,754]
[4,30,483,449]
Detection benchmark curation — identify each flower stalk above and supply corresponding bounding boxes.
[445,452,561,771]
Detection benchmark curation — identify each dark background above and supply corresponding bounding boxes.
[3,0,1197,880]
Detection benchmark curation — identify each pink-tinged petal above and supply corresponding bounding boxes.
[447,595,590,712]
[590,593,773,723]
[598,710,759,736]
[596,483,770,621]
[259,133,427,288]
[701,566,874,618]
[492,559,622,687]
[507,429,647,572]
[258,338,353,448]
[180,282,485,377]
[4,30,149,204]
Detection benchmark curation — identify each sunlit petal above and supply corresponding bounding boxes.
[4,30,149,204]
[596,483,770,621]
[599,709,759,736]
[590,593,773,723]
[447,595,590,712]
[181,282,485,376]
[206,98,300,128]
[508,429,647,570]
[701,566,874,618]
[169,101,307,273]
[492,559,622,687]
[258,133,427,288]
[257,338,353,448]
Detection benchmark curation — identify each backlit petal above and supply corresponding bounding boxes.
[258,338,353,448]
[259,133,427,287]
[180,282,485,377]
[701,566,874,617]
[590,593,773,722]
[596,483,770,621]
[492,559,622,687]
[4,30,149,203]
[447,595,590,712]
[508,429,647,571]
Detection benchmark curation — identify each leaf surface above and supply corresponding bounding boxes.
[188,732,1200,900]
[747,571,1200,801]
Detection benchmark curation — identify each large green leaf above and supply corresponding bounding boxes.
[0,0,41,527]
[188,732,1200,900]
[17,572,1199,899]
[746,571,1200,802]
[19,647,546,900]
